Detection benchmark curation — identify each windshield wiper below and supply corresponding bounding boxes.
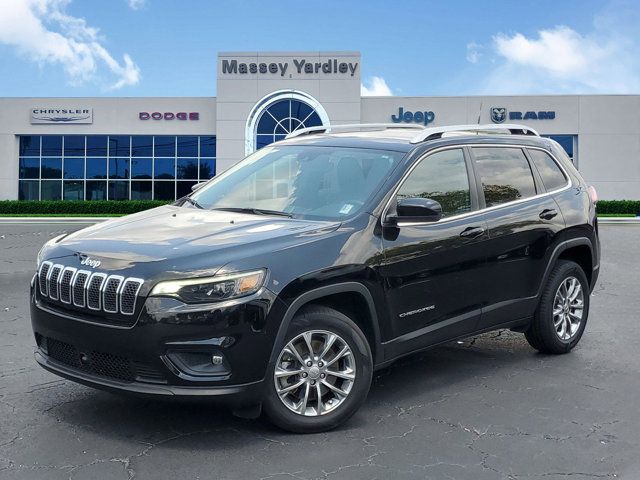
[182,196,204,209]
[212,207,293,218]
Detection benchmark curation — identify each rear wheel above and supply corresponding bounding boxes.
[525,260,590,354]
[264,306,372,433]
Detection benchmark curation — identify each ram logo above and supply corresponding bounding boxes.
[490,107,507,124]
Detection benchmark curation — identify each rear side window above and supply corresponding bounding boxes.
[528,149,568,192]
[472,147,536,207]
[397,148,471,218]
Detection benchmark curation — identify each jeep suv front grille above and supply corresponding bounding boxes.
[37,261,144,327]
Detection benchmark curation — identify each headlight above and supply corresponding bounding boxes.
[37,234,67,268]
[149,269,266,304]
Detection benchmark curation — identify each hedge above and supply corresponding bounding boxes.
[596,200,640,215]
[0,200,171,215]
[0,199,638,216]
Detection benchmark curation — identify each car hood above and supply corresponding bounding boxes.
[49,205,340,274]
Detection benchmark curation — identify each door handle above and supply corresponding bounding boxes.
[539,208,558,220]
[460,226,485,239]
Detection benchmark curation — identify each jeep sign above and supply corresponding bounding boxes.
[391,107,436,125]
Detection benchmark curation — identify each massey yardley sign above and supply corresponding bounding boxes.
[31,108,93,124]
[221,58,359,77]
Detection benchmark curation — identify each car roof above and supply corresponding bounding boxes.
[276,128,553,154]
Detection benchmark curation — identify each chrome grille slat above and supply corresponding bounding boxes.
[47,264,63,301]
[38,262,52,297]
[72,270,90,307]
[37,261,144,326]
[86,273,107,311]
[58,267,76,304]
[102,276,124,314]
[120,278,144,315]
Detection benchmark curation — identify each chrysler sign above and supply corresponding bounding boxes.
[31,108,93,124]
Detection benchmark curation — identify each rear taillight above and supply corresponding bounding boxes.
[587,185,598,204]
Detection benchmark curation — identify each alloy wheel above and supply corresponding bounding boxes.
[553,276,584,341]
[274,330,356,416]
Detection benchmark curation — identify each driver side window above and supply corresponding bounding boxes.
[397,148,472,218]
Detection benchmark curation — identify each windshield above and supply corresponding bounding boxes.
[187,145,404,220]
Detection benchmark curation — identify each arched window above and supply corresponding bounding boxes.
[245,90,329,154]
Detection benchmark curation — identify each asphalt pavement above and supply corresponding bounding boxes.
[0,222,638,479]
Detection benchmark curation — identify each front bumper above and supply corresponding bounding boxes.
[30,285,285,404]
[35,350,264,400]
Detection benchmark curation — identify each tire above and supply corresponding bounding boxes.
[525,260,590,354]
[263,305,373,433]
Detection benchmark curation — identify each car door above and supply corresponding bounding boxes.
[379,147,489,358]
[469,145,566,330]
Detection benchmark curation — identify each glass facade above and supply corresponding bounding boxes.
[255,99,323,150]
[18,135,216,201]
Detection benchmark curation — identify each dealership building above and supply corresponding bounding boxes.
[1,51,638,201]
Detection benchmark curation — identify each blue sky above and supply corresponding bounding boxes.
[1,0,638,97]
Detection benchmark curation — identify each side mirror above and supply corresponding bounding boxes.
[385,197,442,225]
[191,182,207,192]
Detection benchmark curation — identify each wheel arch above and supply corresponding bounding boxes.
[268,283,383,367]
[539,237,596,295]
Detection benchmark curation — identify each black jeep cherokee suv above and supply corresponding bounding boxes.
[31,123,600,433]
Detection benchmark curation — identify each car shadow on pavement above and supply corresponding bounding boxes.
[40,329,544,446]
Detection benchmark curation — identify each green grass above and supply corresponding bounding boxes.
[0,200,170,215]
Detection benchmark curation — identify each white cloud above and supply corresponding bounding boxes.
[127,0,146,10]
[471,2,640,94]
[466,42,482,64]
[361,76,393,96]
[0,0,141,90]
[493,27,608,77]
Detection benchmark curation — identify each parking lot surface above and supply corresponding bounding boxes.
[0,222,638,479]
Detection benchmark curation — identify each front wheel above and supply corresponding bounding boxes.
[525,260,590,354]
[263,306,373,433]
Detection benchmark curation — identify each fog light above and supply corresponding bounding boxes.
[211,354,223,365]
[165,350,230,377]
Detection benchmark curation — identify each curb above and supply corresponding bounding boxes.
[0,217,112,224]
[597,217,640,224]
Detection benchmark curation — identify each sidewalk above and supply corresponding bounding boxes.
[597,216,640,224]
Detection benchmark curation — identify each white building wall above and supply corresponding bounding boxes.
[577,96,640,199]
[216,52,361,173]
[362,94,640,200]
[1,53,639,201]
[0,97,216,200]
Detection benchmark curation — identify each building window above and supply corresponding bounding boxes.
[245,90,329,154]
[17,135,216,201]
[544,135,577,166]
[255,99,323,150]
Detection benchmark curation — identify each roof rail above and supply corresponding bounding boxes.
[410,124,540,144]
[285,123,424,140]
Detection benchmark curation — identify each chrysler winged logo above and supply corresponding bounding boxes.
[490,107,506,123]
[79,255,101,269]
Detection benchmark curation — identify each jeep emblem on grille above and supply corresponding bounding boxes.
[79,256,101,269]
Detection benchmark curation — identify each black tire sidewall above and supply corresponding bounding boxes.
[263,306,373,433]
[537,261,590,352]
